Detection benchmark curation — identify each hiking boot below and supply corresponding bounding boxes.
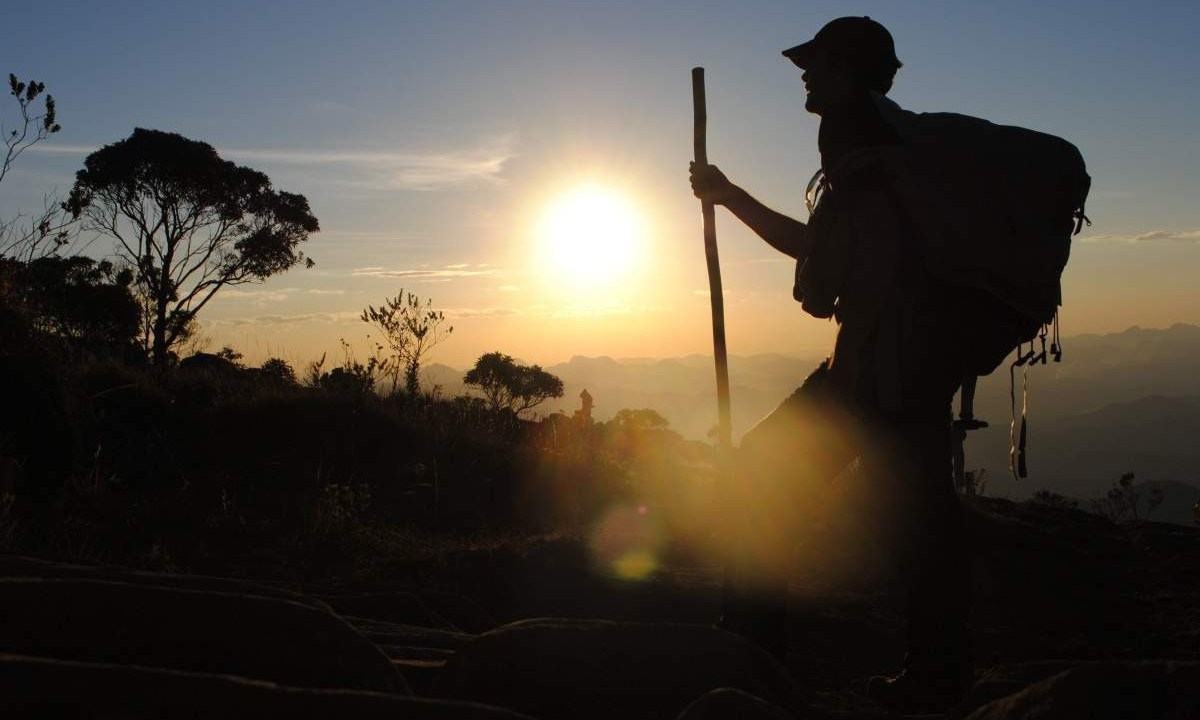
[866,663,972,716]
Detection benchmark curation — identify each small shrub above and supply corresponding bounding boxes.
[1031,489,1079,510]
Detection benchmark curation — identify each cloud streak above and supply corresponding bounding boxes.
[1082,229,1200,244]
[352,265,497,281]
[34,135,516,192]
[443,307,522,319]
[206,311,360,327]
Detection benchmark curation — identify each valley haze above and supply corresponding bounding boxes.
[426,323,1200,510]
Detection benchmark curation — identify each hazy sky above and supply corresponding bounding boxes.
[4,0,1199,368]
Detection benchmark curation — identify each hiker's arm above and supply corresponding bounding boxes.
[690,162,810,259]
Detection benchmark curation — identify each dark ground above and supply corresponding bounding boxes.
[3,496,1198,718]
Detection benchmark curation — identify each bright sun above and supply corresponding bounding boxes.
[538,184,643,287]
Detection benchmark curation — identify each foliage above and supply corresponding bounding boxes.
[0,307,716,581]
[1090,472,1164,524]
[360,290,452,395]
[65,128,319,365]
[609,408,670,432]
[0,74,77,260]
[1,74,60,184]
[258,357,298,387]
[464,351,564,416]
[213,346,244,367]
[0,255,139,357]
[305,341,380,397]
[308,482,373,539]
[1031,489,1079,510]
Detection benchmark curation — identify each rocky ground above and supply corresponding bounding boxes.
[2,497,1198,719]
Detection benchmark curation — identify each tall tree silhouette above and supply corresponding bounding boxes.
[66,128,319,365]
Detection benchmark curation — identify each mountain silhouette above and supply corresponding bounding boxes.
[424,325,1200,519]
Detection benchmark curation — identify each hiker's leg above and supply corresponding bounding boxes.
[723,362,859,653]
[864,342,972,712]
[892,418,970,667]
[866,415,972,711]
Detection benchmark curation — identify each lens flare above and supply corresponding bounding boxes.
[589,504,664,581]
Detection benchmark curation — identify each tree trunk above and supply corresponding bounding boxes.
[152,297,169,366]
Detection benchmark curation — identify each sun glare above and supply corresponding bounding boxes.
[538,184,643,288]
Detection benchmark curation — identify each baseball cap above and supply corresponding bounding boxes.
[782,16,900,71]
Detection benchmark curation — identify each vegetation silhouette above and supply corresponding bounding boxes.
[464,352,564,416]
[65,128,319,366]
[361,290,453,395]
[1,75,79,261]
[0,74,60,186]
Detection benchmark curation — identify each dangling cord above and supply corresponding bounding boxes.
[1073,207,1092,236]
[1051,308,1063,362]
[1009,344,1020,481]
[1017,363,1030,478]
[1009,341,1036,480]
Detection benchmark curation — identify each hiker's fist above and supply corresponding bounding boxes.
[690,162,739,204]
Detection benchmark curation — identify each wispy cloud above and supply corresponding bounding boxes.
[27,144,96,155]
[315,230,435,248]
[218,287,299,302]
[34,135,516,192]
[443,307,522,319]
[1082,229,1200,243]
[206,311,359,327]
[352,265,497,281]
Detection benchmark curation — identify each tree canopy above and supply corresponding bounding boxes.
[464,351,564,416]
[0,255,139,357]
[66,128,319,365]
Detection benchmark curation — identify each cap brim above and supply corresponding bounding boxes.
[781,41,816,68]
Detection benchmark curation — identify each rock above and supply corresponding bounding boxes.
[0,578,406,693]
[380,646,456,662]
[435,618,802,720]
[0,554,331,611]
[964,661,1091,710]
[965,661,1200,720]
[320,591,460,630]
[0,653,536,719]
[391,657,451,697]
[321,588,497,634]
[351,620,476,650]
[675,687,796,720]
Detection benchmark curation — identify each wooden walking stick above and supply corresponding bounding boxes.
[692,67,736,606]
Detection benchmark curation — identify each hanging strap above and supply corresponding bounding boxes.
[1009,342,1036,480]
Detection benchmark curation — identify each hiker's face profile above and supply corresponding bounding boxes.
[800,51,860,116]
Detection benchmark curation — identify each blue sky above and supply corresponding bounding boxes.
[3,0,1199,367]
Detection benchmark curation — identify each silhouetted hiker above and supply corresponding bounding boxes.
[691,16,975,714]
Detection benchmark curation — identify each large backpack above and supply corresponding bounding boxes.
[794,96,1091,480]
[866,94,1092,374]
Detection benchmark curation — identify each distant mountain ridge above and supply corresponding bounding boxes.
[423,324,1200,512]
